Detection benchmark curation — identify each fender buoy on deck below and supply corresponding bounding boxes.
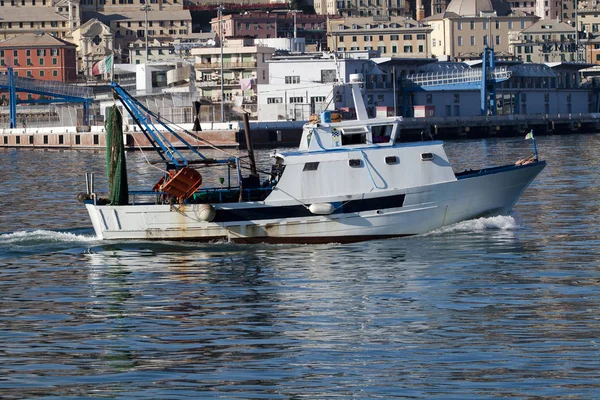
[309,203,335,215]
[195,203,216,222]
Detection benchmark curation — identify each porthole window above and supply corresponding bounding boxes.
[385,156,399,165]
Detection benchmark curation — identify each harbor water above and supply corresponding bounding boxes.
[1,134,599,399]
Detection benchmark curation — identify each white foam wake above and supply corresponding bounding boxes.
[426,215,518,236]
[0,229,99,246]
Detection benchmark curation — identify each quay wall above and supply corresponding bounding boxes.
[1,114,599,150]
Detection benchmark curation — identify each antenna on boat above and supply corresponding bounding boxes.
[348,74,369,121]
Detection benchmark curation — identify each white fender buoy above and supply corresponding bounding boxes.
[309,203,335,215]
[195,204,216,222]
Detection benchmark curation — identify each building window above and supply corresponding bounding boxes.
[285,76,300,84]
[52,58,57,65]
[267,97,283,103]
[39,58,44,65]
[403,45,413,52]
[454,93,460,103]
[458,36,463,46]
[289,96,303,103]
[40,70,44,77]
[403,34,412,40]
[53,70,58,76]
[27,70,32,77]
[457,21,462,30]
[26,59,32,66]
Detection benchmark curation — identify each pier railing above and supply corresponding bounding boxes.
[0,75,92,99]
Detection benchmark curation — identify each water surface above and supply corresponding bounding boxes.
[1,134,599,399]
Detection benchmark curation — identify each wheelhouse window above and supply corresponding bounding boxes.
[371,124,393,143]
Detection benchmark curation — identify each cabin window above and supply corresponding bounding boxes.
[421,153,434,161]
[341,126,368,146]
[3,136,7,144]
[16,136,20,144]
[303,162,319,171]
[93,135,99,145]
[385,156,399,165]
[349,159,362,167]
[75,135,81,145]
[43,135,48,144]
[29,135,34,144]
[58,135,64,144]
[372,124,393,143]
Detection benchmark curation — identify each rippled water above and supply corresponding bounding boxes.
[1,135,600,399]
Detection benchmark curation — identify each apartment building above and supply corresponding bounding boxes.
[577,2,600,64]
[0,0,80,40]
[509,19,580,63]
[314,0,407,17]
[0,32,77,101]
[327,16,432,57]
[211,12,327,50]
[191,37,275,116]
[81,0,192,62]
[425,0,538,60]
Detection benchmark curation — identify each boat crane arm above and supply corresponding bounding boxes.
[110,82,207,169]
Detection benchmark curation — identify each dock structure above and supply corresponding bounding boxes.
[0,113,599,150]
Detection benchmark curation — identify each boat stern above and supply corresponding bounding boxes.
[85,203,106,240]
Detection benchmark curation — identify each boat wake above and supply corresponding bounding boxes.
[425,215,518,236]
[0,229,99,246]
[0,229,100,259]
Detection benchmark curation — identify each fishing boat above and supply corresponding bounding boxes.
[82,74,545,243]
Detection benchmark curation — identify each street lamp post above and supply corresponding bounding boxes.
[218,4,225,122]
[141,4,152,62]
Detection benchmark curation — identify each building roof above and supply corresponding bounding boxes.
[0,7,69,23]
[82,10,191,23]
[0,32,76,48]
[445,0,512,17]
[521,20,575,33]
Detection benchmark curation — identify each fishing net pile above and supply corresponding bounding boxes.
[105,105,129,205]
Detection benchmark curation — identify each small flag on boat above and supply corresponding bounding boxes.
[525,130,538,160]
[525,130,534,140]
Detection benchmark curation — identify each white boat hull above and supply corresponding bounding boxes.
[85,161,545,243]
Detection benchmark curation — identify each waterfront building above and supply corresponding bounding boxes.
[210,12,327,51]
[191,37,275,118]
[327,16,432,57]
[424,0,538,61]
[0,0,80,40]
[508,19,580,63]
[404,60,593,117]
[0,32,77,88]
[256,50,435,121]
